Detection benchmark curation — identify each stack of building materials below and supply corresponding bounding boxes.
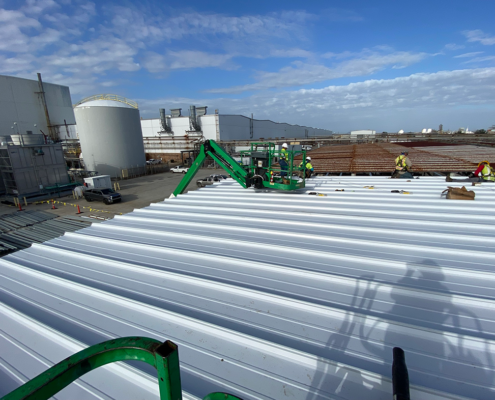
[0,177,494,399]
[0,211,90,254]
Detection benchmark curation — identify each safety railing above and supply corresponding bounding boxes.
[0,337,242,400]
[73,94,138,109]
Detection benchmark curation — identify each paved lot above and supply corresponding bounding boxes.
[0,169,216,219]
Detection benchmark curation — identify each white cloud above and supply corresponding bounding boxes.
[22,0,58,15]
[269,48,313,58]
[0,9,41,52]
[463,30,495,45]
[137,68,495,132]
[444,43,465,51]
[44,37,140,73]
[454,52,484,58]
[463,56,495,64]
[108,7,312,43]
[444,43,466,50]
[208,50,428,93]
[143,51,235,73]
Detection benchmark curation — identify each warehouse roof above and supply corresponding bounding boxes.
[307,142,495,173]
[1,177,495,399]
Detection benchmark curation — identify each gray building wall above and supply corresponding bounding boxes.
[0,75,75,138]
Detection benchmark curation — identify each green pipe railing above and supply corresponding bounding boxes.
[1,337,241,400]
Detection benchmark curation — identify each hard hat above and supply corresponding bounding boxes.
[306,156,311,161]
[282,143,288,148]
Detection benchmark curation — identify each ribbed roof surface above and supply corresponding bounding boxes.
[306,143,495,173]
[1,177,495,399]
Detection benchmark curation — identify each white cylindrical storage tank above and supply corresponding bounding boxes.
[74,95,146,177]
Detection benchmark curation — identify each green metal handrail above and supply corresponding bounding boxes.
[1,337,242,400]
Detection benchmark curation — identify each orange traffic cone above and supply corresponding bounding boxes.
[76,204,82,214]
[18,202,22,211]
[51,200,57,210]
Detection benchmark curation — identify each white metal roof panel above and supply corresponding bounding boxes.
[1,176,494,399]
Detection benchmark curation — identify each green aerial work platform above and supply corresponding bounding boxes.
[172,140,307,197]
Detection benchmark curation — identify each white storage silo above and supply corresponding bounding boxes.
[74,95,146,177]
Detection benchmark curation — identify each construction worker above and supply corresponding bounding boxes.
[279,143,289,179]
[447,161,495,182]
[393,151,413,179]
[299,156,314,178]
[474,161,494,181]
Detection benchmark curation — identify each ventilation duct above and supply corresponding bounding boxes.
[159,108,171,133]
[170,108,182,118]
[196,106,207,116]
[189,105,201,132]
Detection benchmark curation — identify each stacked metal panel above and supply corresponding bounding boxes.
[1,177,495,399]
[0,211,90,254]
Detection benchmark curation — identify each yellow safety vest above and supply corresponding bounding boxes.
[481,165,495,181]
[281,148,288,161]
[299,162,313,170]
[395,155,408,170]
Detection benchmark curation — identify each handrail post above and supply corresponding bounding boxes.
[155,341,182,400]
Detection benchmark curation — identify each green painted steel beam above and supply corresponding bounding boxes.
[172,147,208,196]
[202,393,243,400]
[1,337,182,400]
[207,152,248,189]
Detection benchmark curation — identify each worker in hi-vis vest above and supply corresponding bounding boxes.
[393,151,413,179]
[474,161,495,181]
[299,156,314,178]
[447,160,495,182]
[279,143,289,178]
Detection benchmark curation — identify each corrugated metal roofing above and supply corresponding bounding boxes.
[306,143,495,173]
[1,177,495,399]
[0,211,91,254]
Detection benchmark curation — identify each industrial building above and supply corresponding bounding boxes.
[0,134,69,196]
[0,74,75,142]
[0,74,76,196]
[74,95,146,178]
[0,177,494,399]
[141,106,333,162]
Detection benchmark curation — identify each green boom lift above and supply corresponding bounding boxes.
[172,140,307,197]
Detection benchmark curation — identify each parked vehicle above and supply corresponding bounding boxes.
[196,177,216,187]
[84,188,122,204]
[209,175,223,181]
[83,175,112,189]
[171,166,189,173]
[146,159,162,165]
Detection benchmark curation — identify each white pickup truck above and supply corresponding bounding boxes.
[170,165,189,173]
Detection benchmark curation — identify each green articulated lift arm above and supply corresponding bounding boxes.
[173,140,250,196]
[172,139,306,197]
[0,337,241,400]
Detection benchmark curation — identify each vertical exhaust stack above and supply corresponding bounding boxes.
[159,108,171,133]
[189,105,201,132]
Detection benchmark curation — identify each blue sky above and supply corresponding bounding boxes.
[1,0,495,132]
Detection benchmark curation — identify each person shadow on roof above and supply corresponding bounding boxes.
[359,259,494,400]
[305,259,494,400]
[305,274,382,400]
